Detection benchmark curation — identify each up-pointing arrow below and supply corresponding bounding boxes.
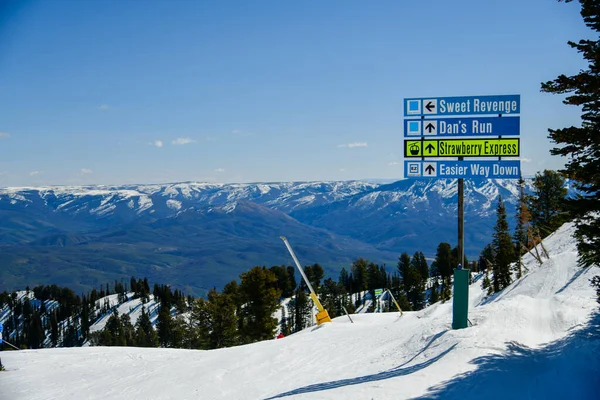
[425,143,436,154]
[425,101,435,113]
[425,164,435,175]
[425,122,436,133]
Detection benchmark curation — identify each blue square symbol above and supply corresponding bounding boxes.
[408,121,421,135]
[408,100,420,113]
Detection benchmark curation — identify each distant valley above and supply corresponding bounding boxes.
[0,179,532,295]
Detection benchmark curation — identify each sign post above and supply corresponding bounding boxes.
[403,94,521,330]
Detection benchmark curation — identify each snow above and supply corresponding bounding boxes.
[1,222,599,399]
[89,295,161,333]
[166,199,182,211]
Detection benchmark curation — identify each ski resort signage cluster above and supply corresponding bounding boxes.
[403,94,521,179]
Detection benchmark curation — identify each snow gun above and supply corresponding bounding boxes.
[280,236,332,325]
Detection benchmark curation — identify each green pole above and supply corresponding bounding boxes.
[452,268,470,329]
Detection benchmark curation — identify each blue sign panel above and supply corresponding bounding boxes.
[0,322,3,344]
[404,160,521,179]
[404,116,520,137]
[404,95,520,117]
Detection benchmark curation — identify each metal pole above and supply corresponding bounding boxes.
[280,236,332,325]
[280,236,317,295]
[458,163,465,267]
[384,289,403,316]
[2,340,19,351]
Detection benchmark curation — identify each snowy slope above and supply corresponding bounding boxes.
[1,222,598,400]
[89,294,161,334]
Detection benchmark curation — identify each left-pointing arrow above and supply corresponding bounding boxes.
[425,102,435,112]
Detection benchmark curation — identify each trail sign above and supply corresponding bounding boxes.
[405,160,521,179]
[404,138,519,158]
[404,95,520,117]
[404,116,520,137]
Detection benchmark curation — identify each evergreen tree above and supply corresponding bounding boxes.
[434,242,453,301]
[412,251,429,281]
[289,288,312,332]
[514,174,531,278]
[190,289,239,349]
[270,265,295,298]
[320,278,345,318]
[169,316,189,349]
[50,309,59,347]
[157,307,173,347]
[351,258,369,294]
[119,313,135,346]
[542,0,600,299]
[405,266,426,310]
[238,267,281,343]
[304,264,324,292]
[397,253,411,293]
[526,170,568,237]
[135,307,158,347]
[492,196,513,292]
[430,279,440,304]
[339,268,351,292]
[27,311,44,349]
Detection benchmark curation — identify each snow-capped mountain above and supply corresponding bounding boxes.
[0,178,530,294]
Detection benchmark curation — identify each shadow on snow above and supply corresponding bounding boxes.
[415,311,600,400]
[264,330,454,399]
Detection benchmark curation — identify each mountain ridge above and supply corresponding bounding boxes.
[0,178,537,294]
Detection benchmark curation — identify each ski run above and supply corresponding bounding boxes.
[1,221,599,399]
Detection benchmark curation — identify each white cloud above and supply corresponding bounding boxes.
[98,104,109,110]
[0,132,10,138]
[339,168,346,172]
[214,168,225,173]
[388,161,400,166]
[520,157,532,163]
[172,137,196,145]
[80,168,93,175]
[338,142,368,148]
[231,130,243,134]
[150,140,164,148]
[29,171,40,176]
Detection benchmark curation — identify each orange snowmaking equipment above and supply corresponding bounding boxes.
[280,236,332,325]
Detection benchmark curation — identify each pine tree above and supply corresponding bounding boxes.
[156,307,173,347]
[351,258,369,294]
[397,253,411,293]
[430,279,440,304]
[434,242,453,301]
[492,196,513,292]
[541,1,600,299]
[50,309,59,347]
[27,311,44,349]
[238,267,281,343]
[135,307,158,347]
[119,313,135,346]
[526,170,568,237]
[339,268,350,292]
[304,264,324,292]
[514,174,530,278]
[290,288,312,332]
[412,252,429,281]
[190,289,239,349]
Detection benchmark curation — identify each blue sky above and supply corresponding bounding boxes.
[0,0,590,186]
